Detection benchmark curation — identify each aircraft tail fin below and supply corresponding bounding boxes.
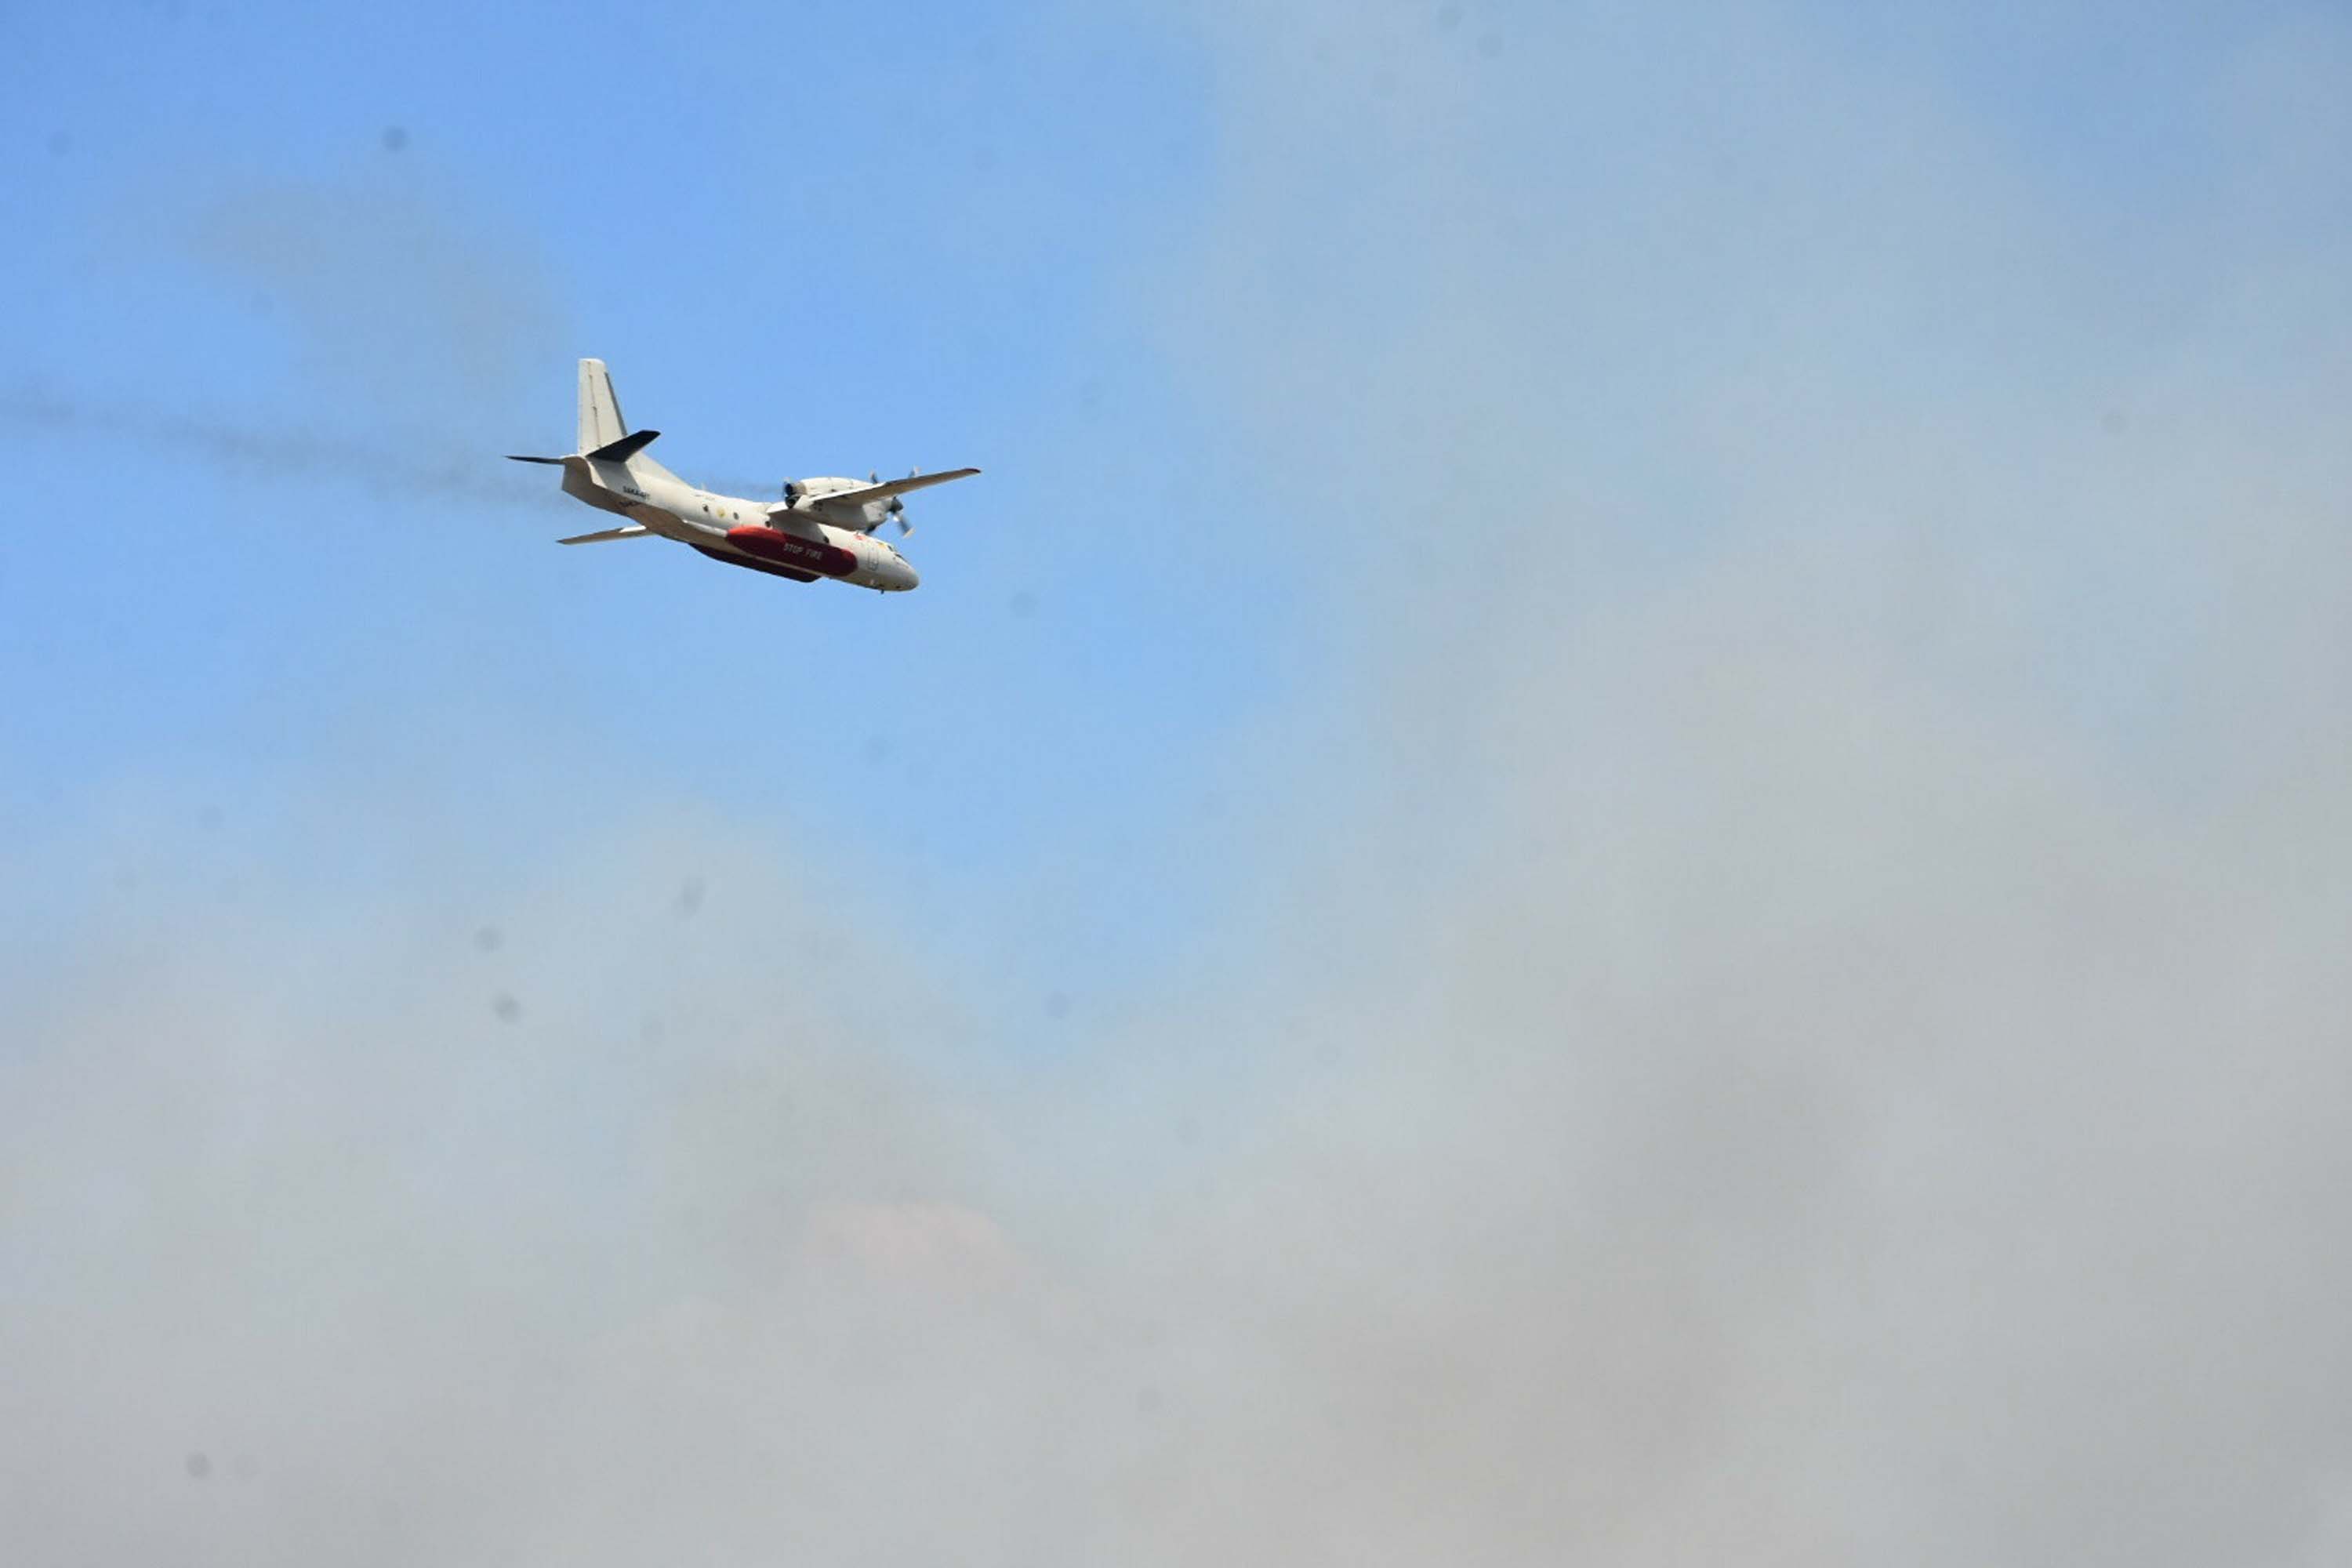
[577,358,628,454]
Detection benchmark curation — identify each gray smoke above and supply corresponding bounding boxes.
[2,386,565,510]
[172,174,567,438]
[5,4,2350,1565]
[9,165,576,509]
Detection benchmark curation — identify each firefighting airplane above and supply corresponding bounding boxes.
[508,359,977,592]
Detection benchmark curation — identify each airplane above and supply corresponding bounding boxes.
[508,359,977,593]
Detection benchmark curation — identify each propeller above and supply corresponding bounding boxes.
[876,467,917,536]
[894,465,922,533]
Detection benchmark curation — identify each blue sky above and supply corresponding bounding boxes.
[5,1,1294,1014]
[9,1,2341,985]
[6,4,2352,1562]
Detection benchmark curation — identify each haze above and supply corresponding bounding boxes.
[5,3,2349,1563]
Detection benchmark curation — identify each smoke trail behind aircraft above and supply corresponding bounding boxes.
[2,387,568,511]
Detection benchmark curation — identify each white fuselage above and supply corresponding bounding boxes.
[562,457,920,592]
[519,359,971,591]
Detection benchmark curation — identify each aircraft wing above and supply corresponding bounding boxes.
[802,467,981,512]
[558,523,656,545]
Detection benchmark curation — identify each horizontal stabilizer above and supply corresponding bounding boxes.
[558,523,655,545]
[803,467,981,511]
[586,429,661,463]
[506,454,568,465]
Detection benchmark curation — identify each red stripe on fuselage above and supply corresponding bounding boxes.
[724,524,858,578]
[691,543,818,582]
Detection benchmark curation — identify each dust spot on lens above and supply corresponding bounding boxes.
[492,993,521,1024]
[185,1452,211,1481]
[382,125,408,153]
[675,875,706,917]
[1007,590,1036,619]
[474,925,503,953]
[1044,991,1071,1021]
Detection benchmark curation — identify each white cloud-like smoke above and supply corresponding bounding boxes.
[6,4,2350,1564]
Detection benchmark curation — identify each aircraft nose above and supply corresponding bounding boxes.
[901,562,920,591]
